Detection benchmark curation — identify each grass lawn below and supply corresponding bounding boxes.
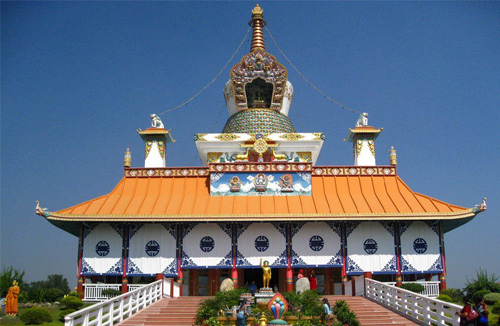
[0,305,64,326]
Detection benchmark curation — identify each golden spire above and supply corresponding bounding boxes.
[389,146,397,166]
[124,148,131,167]
[249,4,266,52]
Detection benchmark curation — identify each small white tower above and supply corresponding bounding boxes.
[137,115,175,168]
[344,113,383,166]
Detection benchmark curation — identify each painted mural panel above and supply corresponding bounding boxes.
[290,222,342,267]
[210,172,311,196]
[236,222,287,267]
[346,222,397,274]
[127,223,177,276]
[181,223,232,269]
[399,221,442,273]
[81,223,123,275]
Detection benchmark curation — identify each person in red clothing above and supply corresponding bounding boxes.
[456,297,476,326]
[309,270,318,290]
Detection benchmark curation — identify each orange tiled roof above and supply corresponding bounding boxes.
[48,170,473,222]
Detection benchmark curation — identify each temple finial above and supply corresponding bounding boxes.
[249,4,266,52]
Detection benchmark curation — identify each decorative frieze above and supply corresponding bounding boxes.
[311,166,396,176]
[125,165,396,177]
[125,168,209,178]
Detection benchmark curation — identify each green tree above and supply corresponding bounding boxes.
[44,274,70,293]
[0,266,25,297]
[464,268,500,296]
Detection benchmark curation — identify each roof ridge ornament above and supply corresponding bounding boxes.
[249,4,266,52]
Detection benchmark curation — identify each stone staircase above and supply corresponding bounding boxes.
[118,295,419,326]
[118,296,208,326]
[324,295,419,326]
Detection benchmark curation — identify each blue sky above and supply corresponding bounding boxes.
[1,2,499,289]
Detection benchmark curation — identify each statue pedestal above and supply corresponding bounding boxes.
[255,290,274,310]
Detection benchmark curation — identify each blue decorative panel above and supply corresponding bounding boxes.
[237,222,287,267]
[81,223,123,275]
[182,223,232,269]
[290,222,342,267]
[346,222,397,274]
[127,223,177,276]
[210,172,311,196]
[399,221,442,273]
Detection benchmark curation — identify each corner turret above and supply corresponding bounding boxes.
[137,115,175,168]
[344,113,383,166]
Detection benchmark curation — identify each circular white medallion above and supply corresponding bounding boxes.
[129,170,137,176]
[147,169,155,176]
[164,169,172,176]
[315,168,323,175]
[257,165,265,171]
[237,165,244,171]
[277,164,285,171]
[198,169,206,175]
[349,168,357,175]
[333,168,340,175]
[384,168,391,175]
[181,169,189,176]
[366,168,374,175]
[216,165,224,171]
[298,164,305,171]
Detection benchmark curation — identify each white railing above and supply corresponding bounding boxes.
[386,281,441,297]
[83,284,148,302]
[365,278,461,326]
[83,284,121,302]
[65,279,163,326]
[127,284,145,292]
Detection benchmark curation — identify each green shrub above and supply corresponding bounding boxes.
[400,283,425,293]
[293,319,315,326]
[195,288,248,324]
[484,292,500,305]
[437,294,453,303]
[205,317,222,326]
[59,309,77,322]
[490,300,500,314]
[60,295,84,310]
[19,307,52,325]
[332,300,360,326]
[440,288,463,303]
[101,289,122,298]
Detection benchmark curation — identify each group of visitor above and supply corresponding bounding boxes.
[457,296,493,326]
[297,269,318,290]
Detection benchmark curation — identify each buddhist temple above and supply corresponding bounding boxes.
[38,5,486,298]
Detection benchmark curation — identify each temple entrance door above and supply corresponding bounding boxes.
[243,268,278,291]
[198,270,209,296]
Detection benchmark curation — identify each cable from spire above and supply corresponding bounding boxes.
[265,26,360,115]
[157,27,251,117]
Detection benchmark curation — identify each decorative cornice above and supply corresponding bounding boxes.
[209,162,312,173]
[125,167,209,178]
[123,165,396,177]
[311,166,396,176]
